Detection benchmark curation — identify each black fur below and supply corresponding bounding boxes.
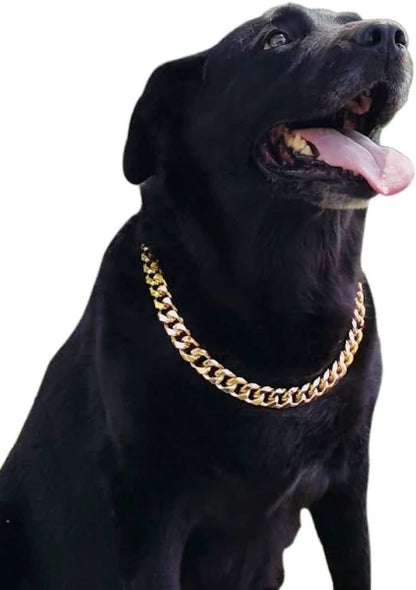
[0,4,412,588]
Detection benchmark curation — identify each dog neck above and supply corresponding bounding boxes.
[141,179,367,379]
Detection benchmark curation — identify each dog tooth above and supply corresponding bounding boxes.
[284,132,308,153]
[283,132,294,147]
[300,144,313,156]
[292,135,306,150]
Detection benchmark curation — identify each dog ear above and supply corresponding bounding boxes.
[123,52,207,185]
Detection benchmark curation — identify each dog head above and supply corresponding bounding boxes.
[123,3,413,211]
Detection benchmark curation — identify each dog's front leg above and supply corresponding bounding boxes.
[128,554,182,590]
[310,445,370,590]
[123,508,190,590]
[127,540,183,590]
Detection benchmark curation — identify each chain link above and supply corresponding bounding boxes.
[141,245,365,410]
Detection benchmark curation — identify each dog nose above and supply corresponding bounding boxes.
[353,21,408,58]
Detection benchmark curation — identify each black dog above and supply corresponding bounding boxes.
[0,3,413,588]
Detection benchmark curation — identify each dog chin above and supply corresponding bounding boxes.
[318,195,370,210]
[298,188,374,210]
[309,180,378,210]
[266,174,377,211]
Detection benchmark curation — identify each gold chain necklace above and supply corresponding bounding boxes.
[141,245,365,409]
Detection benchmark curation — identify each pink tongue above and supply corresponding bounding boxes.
[295,128,414,195]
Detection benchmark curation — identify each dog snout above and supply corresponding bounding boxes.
[352,20,408,59]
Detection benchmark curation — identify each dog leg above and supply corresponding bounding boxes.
[122,508,190,590]
[309,444,370,590]
[128,542,183,590]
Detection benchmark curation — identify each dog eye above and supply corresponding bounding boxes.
[264,31,289,50]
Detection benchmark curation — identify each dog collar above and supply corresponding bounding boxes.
[141,245,365,409]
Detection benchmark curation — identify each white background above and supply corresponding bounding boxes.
[0,1,414,587]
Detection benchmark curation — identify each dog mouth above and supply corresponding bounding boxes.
[256,82,413,196]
